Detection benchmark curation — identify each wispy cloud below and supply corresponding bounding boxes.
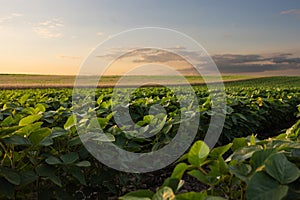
[33,18,64,39]
[0,13,23,28]
[280,9,300,17]
[11,13,23,17]
[96,32,104,36]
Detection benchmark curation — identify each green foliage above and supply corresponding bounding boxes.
[0,78,300,199]
[120,118,300,200]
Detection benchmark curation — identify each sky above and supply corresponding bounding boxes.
[0,0,300,75]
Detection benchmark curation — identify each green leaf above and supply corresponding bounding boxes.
[81,132,115,142]
[209,143,232,159]
[143,115,154,124]
[64,114,77,130]
[250,148,277,170]
[171,163,188,179]
[98,117,109,129]
[68,136,82,146]
[231,137,247,151]
[152,187,175,200]
[188,170,217,185]
[19,94,30,105]
[39,136,53,146]
[176,192,206,200]
[0,167,21,185]
[50,127,68,139]
[265,153,300,184]
[249,134,256,145]
[1,116,14,127]
[19,122,43,136]
[149,115,167,135]
[34,103,46,113]
[36,165,62,187]
[60,152,79,164]
[19,114,42,126]
[119,190,154,200]
[161,178,183,193]
[0,126,21,138]
[2,135,31,146]
[45,156,62,165]
[29,128,51,145]
[228,145,262,162]
[175,153,188,163]
[228,163,251,183]
[246,171,288,200]
[0,178,14,198]
[20,170,37,186]
[188,141,210,167]
[75,161,91,167]
[69,166,86,185]
[96,95,104,105]
[205,196,227,200]
[284,178,300,200]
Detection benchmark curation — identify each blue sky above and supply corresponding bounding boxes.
[0,0,300,75]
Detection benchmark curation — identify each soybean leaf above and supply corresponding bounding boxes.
[176,192,206,200]
[231,137,247,151]
[246,171,288,200]
[188,141,210,167]
[36,165,62,187]
[250,148,277,170]
[19,114,42,126]
[60,152,79,164]
[209,143,232,159]
[69,166,86,185]
[20,170,37,186]
[34,103,46,113]
[0,177,14,198]
[265,153,300,184]
[75,161,91,167]
[64,114,77,130]
[29,128,51,145]
[45,156,62,165]
[228,163,251,183]
[0,167,21,185]
[50,127,68,139]
[228,145,262,162]
[205,196,227,200]
[19,94,30,105]
[152,187,175,200]
[2,135,31,146]
[171,163,189,180]
[188,170,218,186]
[39,136,53,146]
[161,178,183,193]
[119,190,154,200]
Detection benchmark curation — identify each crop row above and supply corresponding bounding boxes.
[121,112,300,200]
[0,82,299,199]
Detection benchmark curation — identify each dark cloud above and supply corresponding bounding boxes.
[95,47,300,74]
[213,54,268,64]
[212,53,300,73]
[95,47,199,63]
[131,49,184,63]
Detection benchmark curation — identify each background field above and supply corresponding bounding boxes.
[0,74,256,89]
[1,76,300,199]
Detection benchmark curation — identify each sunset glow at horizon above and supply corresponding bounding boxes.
[1,0,300,76]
